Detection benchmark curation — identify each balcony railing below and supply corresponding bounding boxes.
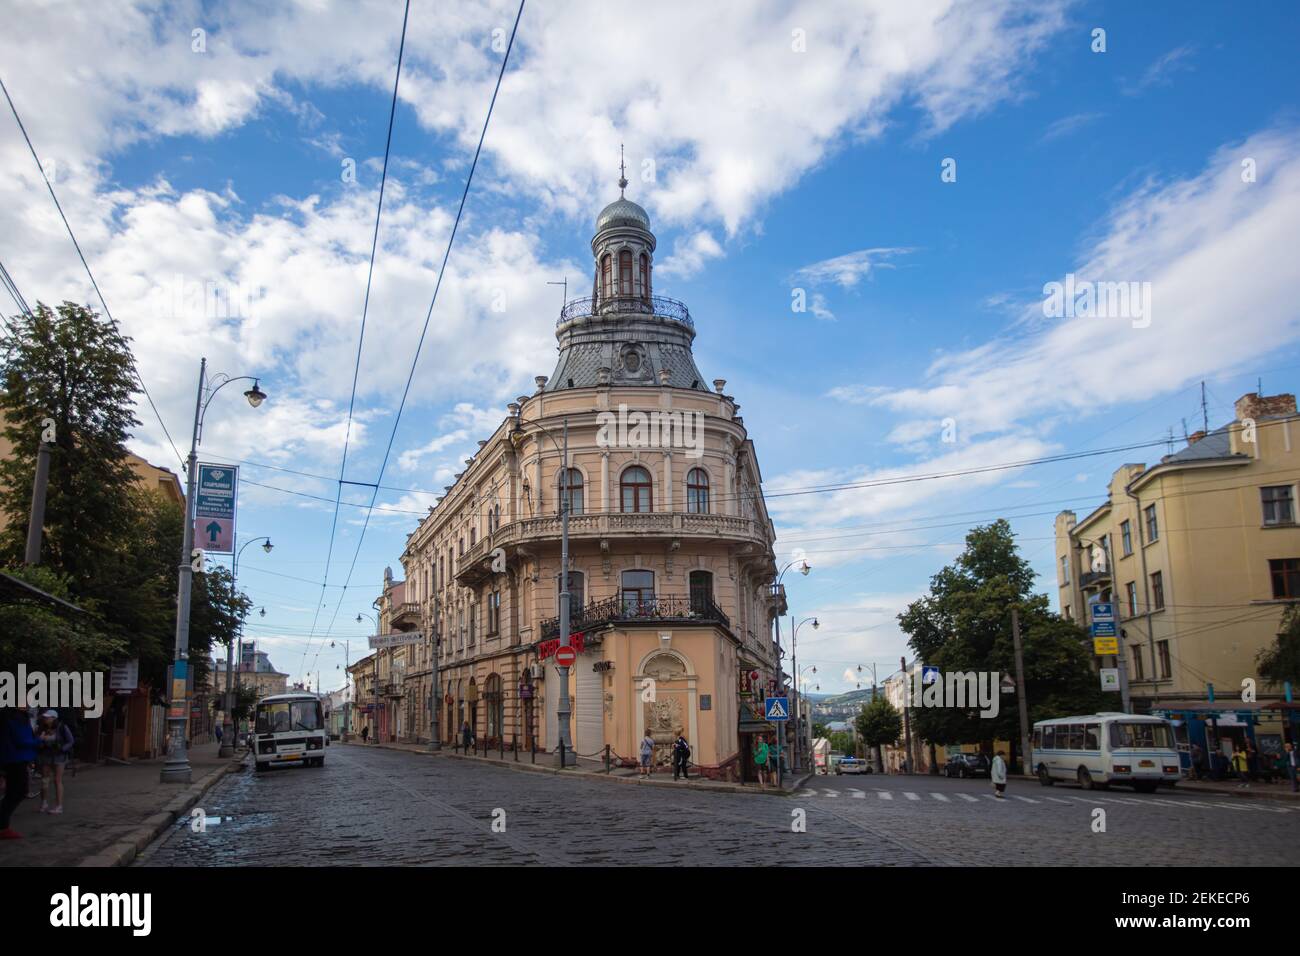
[557,294,693,330]
[1079,570,1112,588]
[539,593,730,641]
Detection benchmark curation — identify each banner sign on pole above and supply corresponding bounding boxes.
[195,464,237,553]
[1093,636,1119,655]
[1100,668,1120,691]
[368,632,423,650]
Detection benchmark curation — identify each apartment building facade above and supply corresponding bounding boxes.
[1055,391,1300,756]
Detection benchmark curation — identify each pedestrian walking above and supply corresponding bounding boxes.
[638,730,655,778]
[672,731,691,781]
[991,749,1008,799]
[461,720,473,754]
[360,724,370,744]
[35,710,73,815]
[1231,747,1250,788]
[215,724,224,746]
[752,734,769,788]
[1285,742,1299,793]
[0,707,37,839]
[1189,742,1203,780]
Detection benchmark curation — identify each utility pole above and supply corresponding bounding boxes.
[556,418,574,760]
[24,438,52,564]
[901,655,914,774]
[1011,607,1031,777]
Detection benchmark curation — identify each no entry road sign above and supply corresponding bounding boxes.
[555,645,577,668]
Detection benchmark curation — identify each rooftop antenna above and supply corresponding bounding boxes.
[547,277,567,310]
[1181,417,1189,442]
[618,144,628,198]
[1201,381,1209,433]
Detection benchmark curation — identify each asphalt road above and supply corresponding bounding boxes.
[135,744,1300,867]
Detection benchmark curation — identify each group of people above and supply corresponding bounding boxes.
[638,729,693,780]
[0,707,76,839]
[1190,741,1299,790]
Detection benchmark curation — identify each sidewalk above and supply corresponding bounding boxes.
[1006,772,1300,803]
[0,742,245,867]
[359,740,812,796]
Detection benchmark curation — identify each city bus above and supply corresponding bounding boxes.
[1031,712,1180,792]
[251,693,328,771]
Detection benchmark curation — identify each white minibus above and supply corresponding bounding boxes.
[251,693,328,770]
[1032,712,1180,792]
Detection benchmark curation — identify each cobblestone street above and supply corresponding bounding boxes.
[136,744,1300,867]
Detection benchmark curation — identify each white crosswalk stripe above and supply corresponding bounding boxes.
[930,792,950,802]
[877,791,893,800]
[822,789,840,798]
[849,789,866,799]
[1012,795,1039,804]
[800,786,1296,816]
[1045,797,1073,804]
[904,791,921,801]
[957,793,979,802]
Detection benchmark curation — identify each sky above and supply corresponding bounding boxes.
[1,0,1297,695]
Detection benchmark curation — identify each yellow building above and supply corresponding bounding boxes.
[1055,391,1300,759]
[370,190,785,780]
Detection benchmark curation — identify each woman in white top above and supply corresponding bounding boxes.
[991,750,1008,798]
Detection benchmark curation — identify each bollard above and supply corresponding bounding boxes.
[559,740,566,770]
[604,744,611,774]
[513,734,518,762]
[499,735,504,759]
[531,738,536,764]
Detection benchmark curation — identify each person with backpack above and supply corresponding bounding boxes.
[35,710,74,815]
[672,731,691,781]
[0,707,37,838]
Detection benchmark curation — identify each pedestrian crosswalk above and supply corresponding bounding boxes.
[802,785,1296,815]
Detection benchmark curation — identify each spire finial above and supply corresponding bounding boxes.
[618,143,628,197]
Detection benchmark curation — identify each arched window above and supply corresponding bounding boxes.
[686,468,710,514]
[619,250,633,296]
[560,468,584,515]
[485,674,503,742]
[640,253,650,300]
[689,570,714,615]
[601,254,612,301]
[621,466,653,513]
[470,526,477,547]
[621,569,655,614]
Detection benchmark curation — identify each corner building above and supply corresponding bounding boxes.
[395,191,786,779]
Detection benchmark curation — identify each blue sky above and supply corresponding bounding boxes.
[1,0,1297,694]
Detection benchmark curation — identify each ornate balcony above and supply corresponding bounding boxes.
[539,592,730,642]
[389,601,421,630]
[557,294,693,330]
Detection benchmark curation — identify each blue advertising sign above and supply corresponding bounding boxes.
[1090,620,1117,638]
[1091,602,1115,623]
[195,464,237,552]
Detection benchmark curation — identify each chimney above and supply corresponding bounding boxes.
[1235,392,1297,422]
[1188,430,1206,444]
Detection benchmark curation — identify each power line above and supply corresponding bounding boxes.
[304,0,413,673]
[307,0,527,677]
[0,73,184,470]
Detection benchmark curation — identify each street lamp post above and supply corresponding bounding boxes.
[428,595,440,751]
[772,559,811,774]
[220,535,272,757]
[358,610,379,743]
[162,358,266,784]
[509,407,575,760]
[790,615,818,774]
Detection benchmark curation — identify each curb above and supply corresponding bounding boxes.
[76,757,246,867]
[364,742,811,797]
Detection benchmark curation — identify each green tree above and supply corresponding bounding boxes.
[898,520,1106,769]
[812,721,831,739]
[829,731,856,755]
[855,695,902,771]
[0,564,122,673]
[1257,603,1300,686]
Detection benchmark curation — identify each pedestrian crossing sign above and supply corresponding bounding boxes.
[765,696,790,721]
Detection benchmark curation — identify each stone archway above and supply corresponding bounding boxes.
[637,649,695,770]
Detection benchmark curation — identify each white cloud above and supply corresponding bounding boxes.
[793,247,913,289]
[1040,111,1105,143]
[657,230,723,279]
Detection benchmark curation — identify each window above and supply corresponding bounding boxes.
[1109,722,1173,749]
[470,526,476,547]
[1064,605,1071,621]
[485,675,503,740]
[621,466,653,513]
[1131,647,1145,682]
[1144,504,1159,543]
[1150,570,1165,610]
[621,569,655,614]
[559,571,585,612]
[438,557,444,589]
[689,570,714,614]
[1083,723,1100,751]
[1262,486,1294,526]
[1270,558,1300,599]
[468,603,477,644]
[458,537,465,556]
[619,250,633,296]
[457,609,465,649]
[686,468,710,514]
[1157,640,1171,680]
[1126,581,1138,617]
[1060,555,1070,585]
[1120,520,1132,556]
[488,591,500,635]
[601,254,612,300]
[560,468,584,515]
[1032,728,1042,749]
[1066,725,1083,750]
[639,252,650,300]
[1042,725,1055,749]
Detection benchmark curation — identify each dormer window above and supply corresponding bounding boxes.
[601,254,612,301]
[640,253,650,300]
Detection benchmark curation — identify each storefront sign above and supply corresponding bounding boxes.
[537,632,586,660]
[1099,668,1120,692]
[1093,636,1119,655]
[110,659,139,692]
[368,631,423,649]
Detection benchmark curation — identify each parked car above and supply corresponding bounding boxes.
[944,753,991,778]
[835,756,871,774]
